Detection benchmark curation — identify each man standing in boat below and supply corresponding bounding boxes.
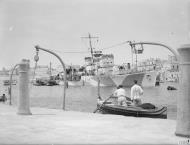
[130,80,143,106]
[113,85,127,106]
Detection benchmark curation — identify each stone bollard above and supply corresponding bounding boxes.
[17,59,32,115]
[175,44,190,137]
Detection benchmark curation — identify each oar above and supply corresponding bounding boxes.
[93,94,113,113]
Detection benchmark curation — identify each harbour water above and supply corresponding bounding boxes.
[0,76,178,120]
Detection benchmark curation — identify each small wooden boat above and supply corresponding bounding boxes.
[3,80,17,86]
[33,78,58,86]
[96,100,167,119]
[46,80,58,86]
[33,79,47,86]
[167,86,177,90]
[95,75,167,119]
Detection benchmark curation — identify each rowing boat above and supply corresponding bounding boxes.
[97,100,167,119]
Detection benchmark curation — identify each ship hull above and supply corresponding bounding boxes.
[88,72,145,87]
[141,71,158,87]
[111,72,145,87]
[90,75,116,87]
[82,71,157,87]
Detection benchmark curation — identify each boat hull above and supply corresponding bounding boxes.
[98,104,167,119]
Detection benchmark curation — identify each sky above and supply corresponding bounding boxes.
[0,0,189,69]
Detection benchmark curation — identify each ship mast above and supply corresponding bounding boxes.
[89,33,94,63]
[81,33,99,63]
[49,62,52,76]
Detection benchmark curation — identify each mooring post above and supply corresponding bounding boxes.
[17,59,32,115]
[175,44,190,137]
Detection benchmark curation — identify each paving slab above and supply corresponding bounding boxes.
[0,104,188,144]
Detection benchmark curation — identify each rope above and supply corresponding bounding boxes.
[47,41,131,54]
[60,51,89,54]
[100,41,130,51]
[48,49,89,54]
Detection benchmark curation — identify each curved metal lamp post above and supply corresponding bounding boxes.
[34,45,67,110]
[9,64,19,105]
[129,41,179,61]
[130,41,190,137]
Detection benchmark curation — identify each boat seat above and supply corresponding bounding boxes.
[138,103,156,109]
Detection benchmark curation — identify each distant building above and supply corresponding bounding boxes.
[30,65,49,78]
[0,67,9,75]
[137,58,162,72]
[168,55,179,71]
[0,67,18,76]
[159,55,179,82]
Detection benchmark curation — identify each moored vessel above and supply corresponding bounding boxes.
[97,103,167,119]
[94,85,167,119]
[82,35,158,87]
[3,80,17,86]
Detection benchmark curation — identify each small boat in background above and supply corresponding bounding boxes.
[46,79,59,86]
[33,78,47,86]
[32,62,59,86]
[3,80,17,86]
[33,77,58,86]
[167,86,177,90]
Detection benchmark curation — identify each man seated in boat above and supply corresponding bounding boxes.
[130,80,143,106]
[113,85,129,106]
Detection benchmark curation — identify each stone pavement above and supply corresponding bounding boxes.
[0,103,188,144]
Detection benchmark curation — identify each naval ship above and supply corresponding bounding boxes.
[81,34,158,87]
